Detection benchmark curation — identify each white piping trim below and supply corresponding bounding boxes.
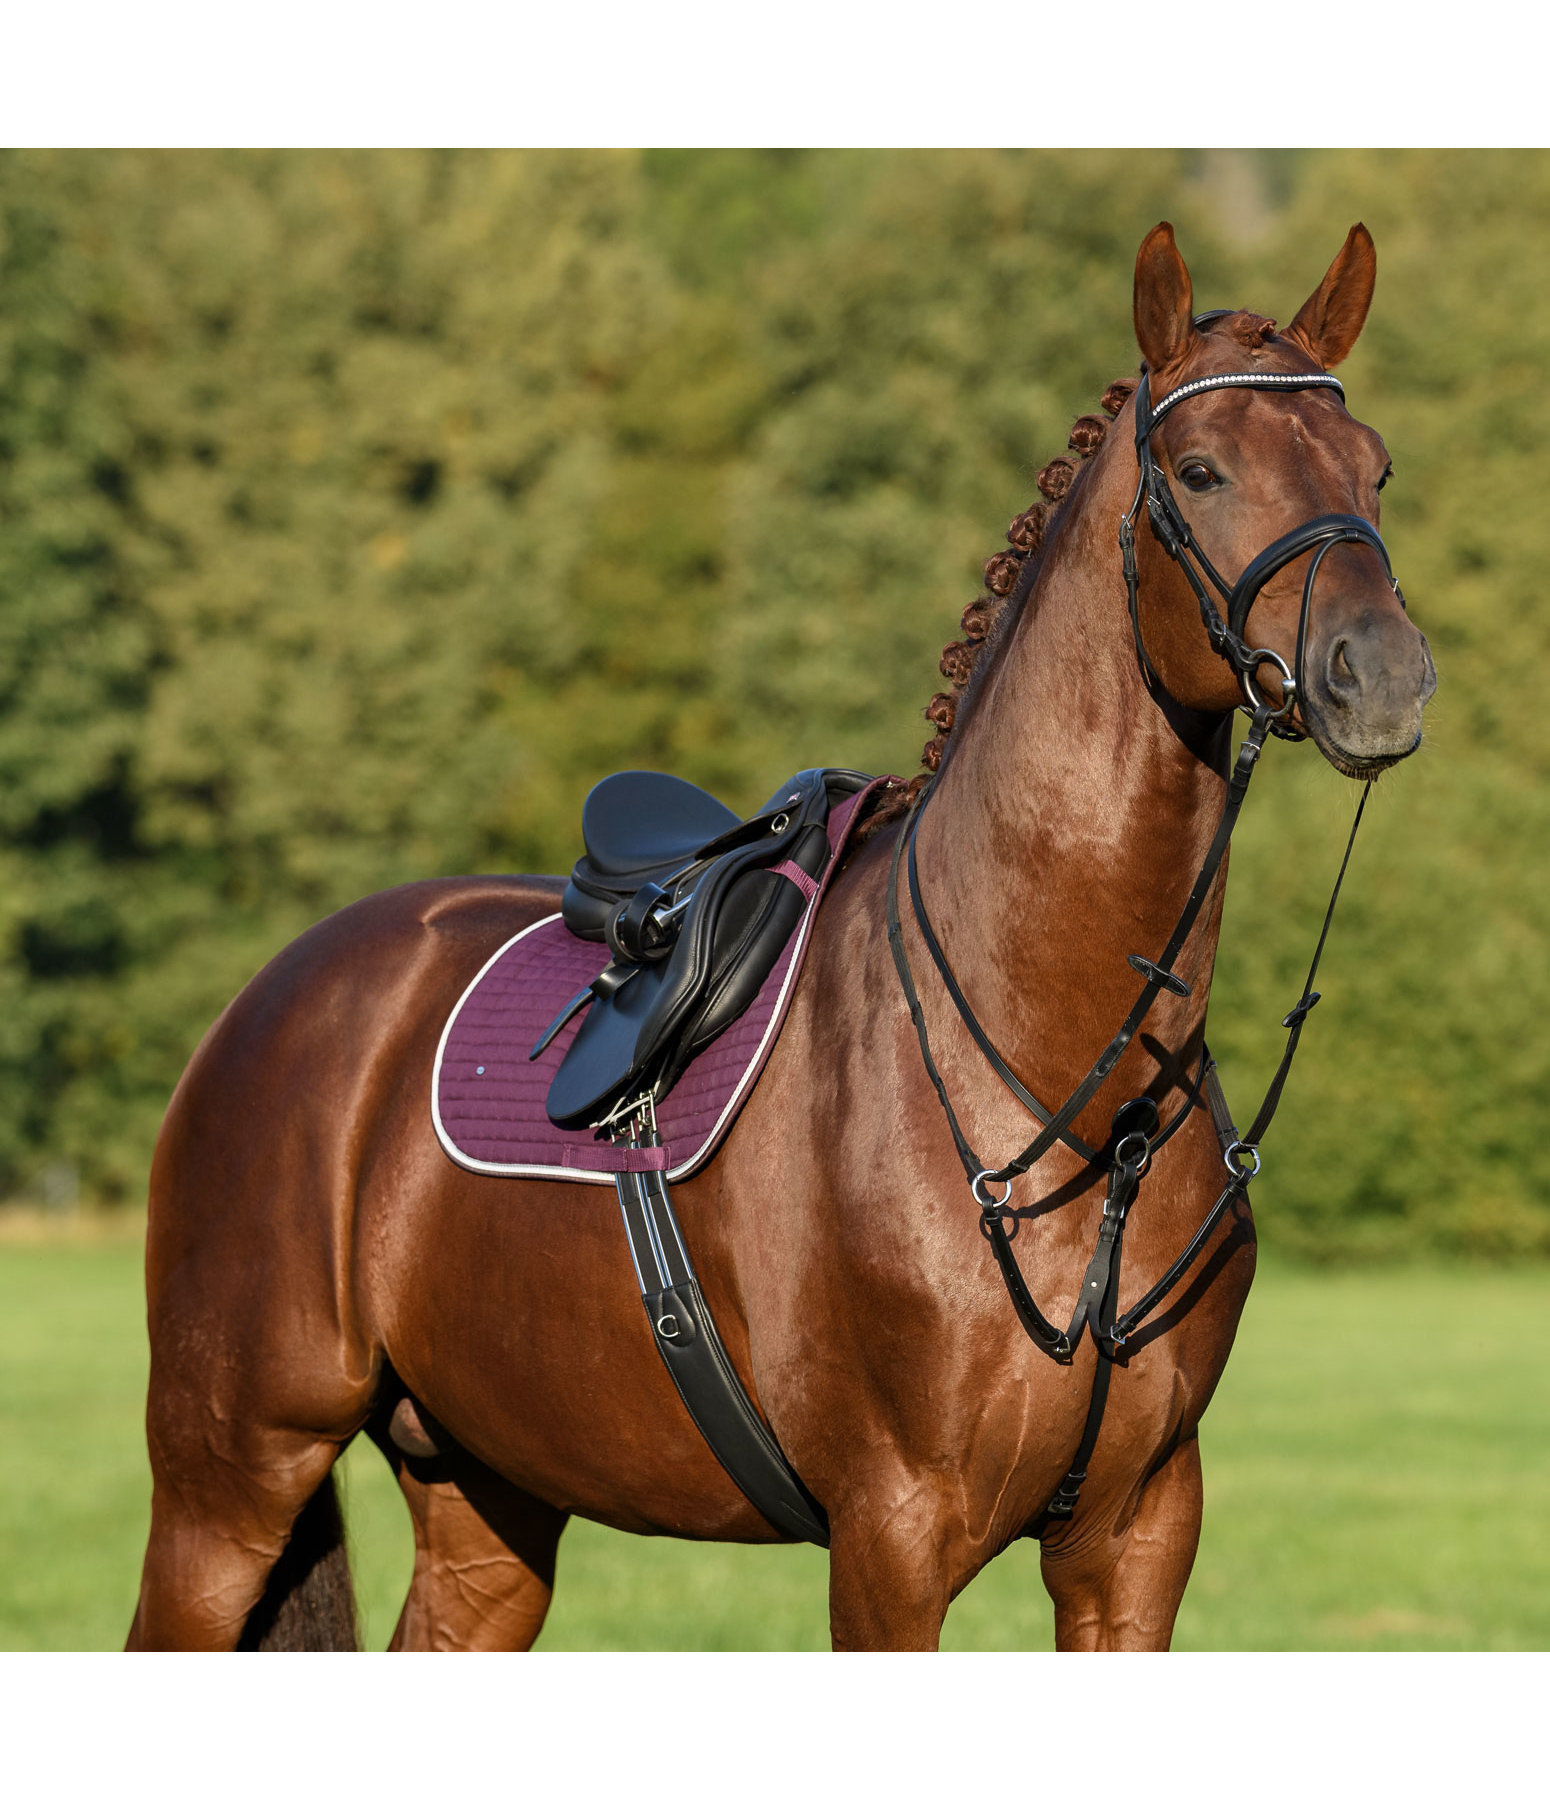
[431,912,615,1187]
[657,1184,696,1274]
[616,1180,650,1287]
[641,1191,675,1286]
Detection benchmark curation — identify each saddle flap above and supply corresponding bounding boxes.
[543,960,668,1131]
[544,830,822,1132]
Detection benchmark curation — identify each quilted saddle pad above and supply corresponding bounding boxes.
[432,778,889,1184]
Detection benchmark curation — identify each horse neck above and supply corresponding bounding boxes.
[914,438,1232,1118]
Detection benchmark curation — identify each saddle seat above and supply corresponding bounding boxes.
[570,771,741,885]
[538,766,872,1131]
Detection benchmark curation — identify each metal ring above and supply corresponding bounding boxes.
[1114,1131,1152,1176]
[971,1170,1009,1212]
[1238,647,1296,719]
[1224,1141,1262,1181]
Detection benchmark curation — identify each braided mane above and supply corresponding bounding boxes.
[856,373,1139,843]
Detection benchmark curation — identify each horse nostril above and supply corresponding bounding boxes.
[1325,636,1360,704]
[1418,632,1439,704]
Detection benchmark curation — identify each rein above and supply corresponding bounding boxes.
[886,361,1391,1527]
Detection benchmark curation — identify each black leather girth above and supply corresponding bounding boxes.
[615,1162,830,1547]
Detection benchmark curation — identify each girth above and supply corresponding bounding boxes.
[615,1139,829,1545]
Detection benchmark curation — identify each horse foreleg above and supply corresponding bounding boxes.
[1039,1434,1204,1651]
[379,1433,568,1651]
[826,1484,961,1650]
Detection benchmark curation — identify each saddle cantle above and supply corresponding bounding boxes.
[535,766,872,1131]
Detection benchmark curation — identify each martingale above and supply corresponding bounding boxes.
[886,346,1399,1525]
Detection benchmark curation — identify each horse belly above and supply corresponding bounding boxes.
[363,1169,787,1543]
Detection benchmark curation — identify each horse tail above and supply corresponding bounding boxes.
[237,1470,360,1651]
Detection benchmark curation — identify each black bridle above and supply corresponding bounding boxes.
[1121,361,1401,730]
[886,352,1398,1528]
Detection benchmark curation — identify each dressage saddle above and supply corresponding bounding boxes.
[533,766,872,1131]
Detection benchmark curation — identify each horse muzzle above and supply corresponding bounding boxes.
[1302,612,1437,776]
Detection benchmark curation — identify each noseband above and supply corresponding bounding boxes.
[886,349,1404,1532]
[1120,363,1400,730]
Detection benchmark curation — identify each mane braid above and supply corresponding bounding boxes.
[854,375,1138,844]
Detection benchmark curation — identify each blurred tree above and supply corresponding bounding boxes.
[0,149,679,1198]
[1207,151,1550,1257]
[0,148,1542,1262]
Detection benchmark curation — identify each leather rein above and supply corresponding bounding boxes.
[886,358,1399,1527]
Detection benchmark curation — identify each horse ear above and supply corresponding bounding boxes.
[1284,223,1377,369]
[1133,222,1194,372]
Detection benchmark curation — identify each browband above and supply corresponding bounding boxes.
[1138,370,1347,443]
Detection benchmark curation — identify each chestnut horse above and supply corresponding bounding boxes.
[128,222,1434,1651]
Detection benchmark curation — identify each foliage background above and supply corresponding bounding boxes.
[0,149,1543,1259]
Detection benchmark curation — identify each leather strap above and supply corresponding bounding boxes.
[972,780,1369,1372]
[1123,370,1399,728]
[1100,786,1369,1351]
[1035,1162,1132,1527]
[888,704,1274,1200]
[903,829,1101,1164]
[615,1158,829,1546]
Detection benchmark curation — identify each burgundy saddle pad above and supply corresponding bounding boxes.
[432,779,890,1183]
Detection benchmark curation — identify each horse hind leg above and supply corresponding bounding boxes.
[371,1408,567,1652]
[236,1467,358,1649]
[128,1248,377,1650]
[128,1419,362,1651]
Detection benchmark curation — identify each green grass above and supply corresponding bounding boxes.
[4,1223,1548,1650]
[0,1229,155,1651]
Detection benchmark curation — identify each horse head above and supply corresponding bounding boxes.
[1128,222,1436,776]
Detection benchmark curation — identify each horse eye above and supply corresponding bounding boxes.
[1179,461,1217,492]
[1377,464,1394,492]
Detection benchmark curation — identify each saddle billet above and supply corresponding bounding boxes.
[535,766,873,1131]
